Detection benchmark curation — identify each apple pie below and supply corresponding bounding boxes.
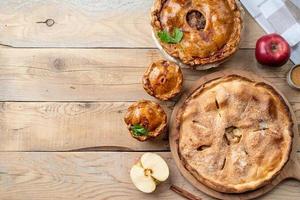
[143,60,183,101]
[176,75,293,193]
[151,0,242,69]
[124,100,167,141]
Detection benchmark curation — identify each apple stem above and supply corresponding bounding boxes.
[271,42,277,52]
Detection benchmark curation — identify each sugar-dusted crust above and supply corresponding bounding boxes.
[143,60,183,101]
[176,75,293,193]
[151,0,242,69]
[124,100,167,141]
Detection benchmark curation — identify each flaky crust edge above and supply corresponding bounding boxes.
[175,74,293,193]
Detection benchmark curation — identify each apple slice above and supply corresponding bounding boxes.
[130,153,169,193]
[130,163,157,193]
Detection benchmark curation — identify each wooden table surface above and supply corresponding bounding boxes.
[0,0,299,199]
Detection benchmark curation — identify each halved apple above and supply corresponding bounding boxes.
[130,153,169,193]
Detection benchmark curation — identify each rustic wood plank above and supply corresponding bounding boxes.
[0,0,264,48]
[0,102,173,151]
[0,48,297,102]
[1,101,300,152]
[0,152,299,200]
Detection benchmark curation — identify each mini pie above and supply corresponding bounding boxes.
[143,60,183,101]
[176,75,293,193]
[151,0,242,69]
[124,100,167,141]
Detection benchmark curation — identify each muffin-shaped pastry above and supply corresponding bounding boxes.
[124,100,167,141]
[151,0,242,70]
[143,60,183,101]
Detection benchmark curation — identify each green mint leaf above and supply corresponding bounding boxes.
[157,28,183,44]
[157,31,172,43]
[173,28,184,43]
[131,124,149,137]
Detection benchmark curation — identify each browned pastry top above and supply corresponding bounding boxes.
[143,60,183,101]
[124,100,167,141]
[177,75,293,193]
[151,0,242,67]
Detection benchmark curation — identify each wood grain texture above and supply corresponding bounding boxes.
[0,48,297,102]
[0,0,264,48]
[0,152,299,200]
[0,101,173,151]
[0,0,298,199]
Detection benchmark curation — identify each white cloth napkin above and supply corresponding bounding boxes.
[240,0,300,64]
[291,0,300,9]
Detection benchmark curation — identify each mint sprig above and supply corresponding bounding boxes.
[157,28,183,44]
[130,124,149,137]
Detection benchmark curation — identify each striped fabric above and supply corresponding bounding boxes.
[240,0,300,64]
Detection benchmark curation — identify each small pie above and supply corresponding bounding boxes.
[176,75,293,193]
[124,100,167,141]
[143,60,183,101]
[151,0,242,69]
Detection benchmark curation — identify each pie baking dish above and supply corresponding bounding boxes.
[175,74,293,193]
[151,0,243,70]
[143,60,183,101]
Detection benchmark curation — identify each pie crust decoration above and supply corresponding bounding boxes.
[177,75,293,193]
[124,100,167,141]
[143,60,183,101]
[151,0,242,69]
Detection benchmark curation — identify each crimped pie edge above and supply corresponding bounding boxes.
[151,0,243,69]
[175,74,293,193]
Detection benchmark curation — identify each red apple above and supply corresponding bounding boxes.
[255,33,291,67]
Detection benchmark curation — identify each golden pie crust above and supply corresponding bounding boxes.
[151,0,242,68]
[176,75,293,193]
[124,100,167,141]
[143,60,183,101]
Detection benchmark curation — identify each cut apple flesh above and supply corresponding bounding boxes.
[130,153,169,193]
[130,163,156,193]
[141,153,169,182]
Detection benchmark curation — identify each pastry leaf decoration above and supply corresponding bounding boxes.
[157,28,183,44]
[131,124,149,136]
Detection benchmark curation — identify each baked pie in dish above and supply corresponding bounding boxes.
[151,0,242,69]
[176,75,293,193]
[124,100,167,141]
[143,60,183,101]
